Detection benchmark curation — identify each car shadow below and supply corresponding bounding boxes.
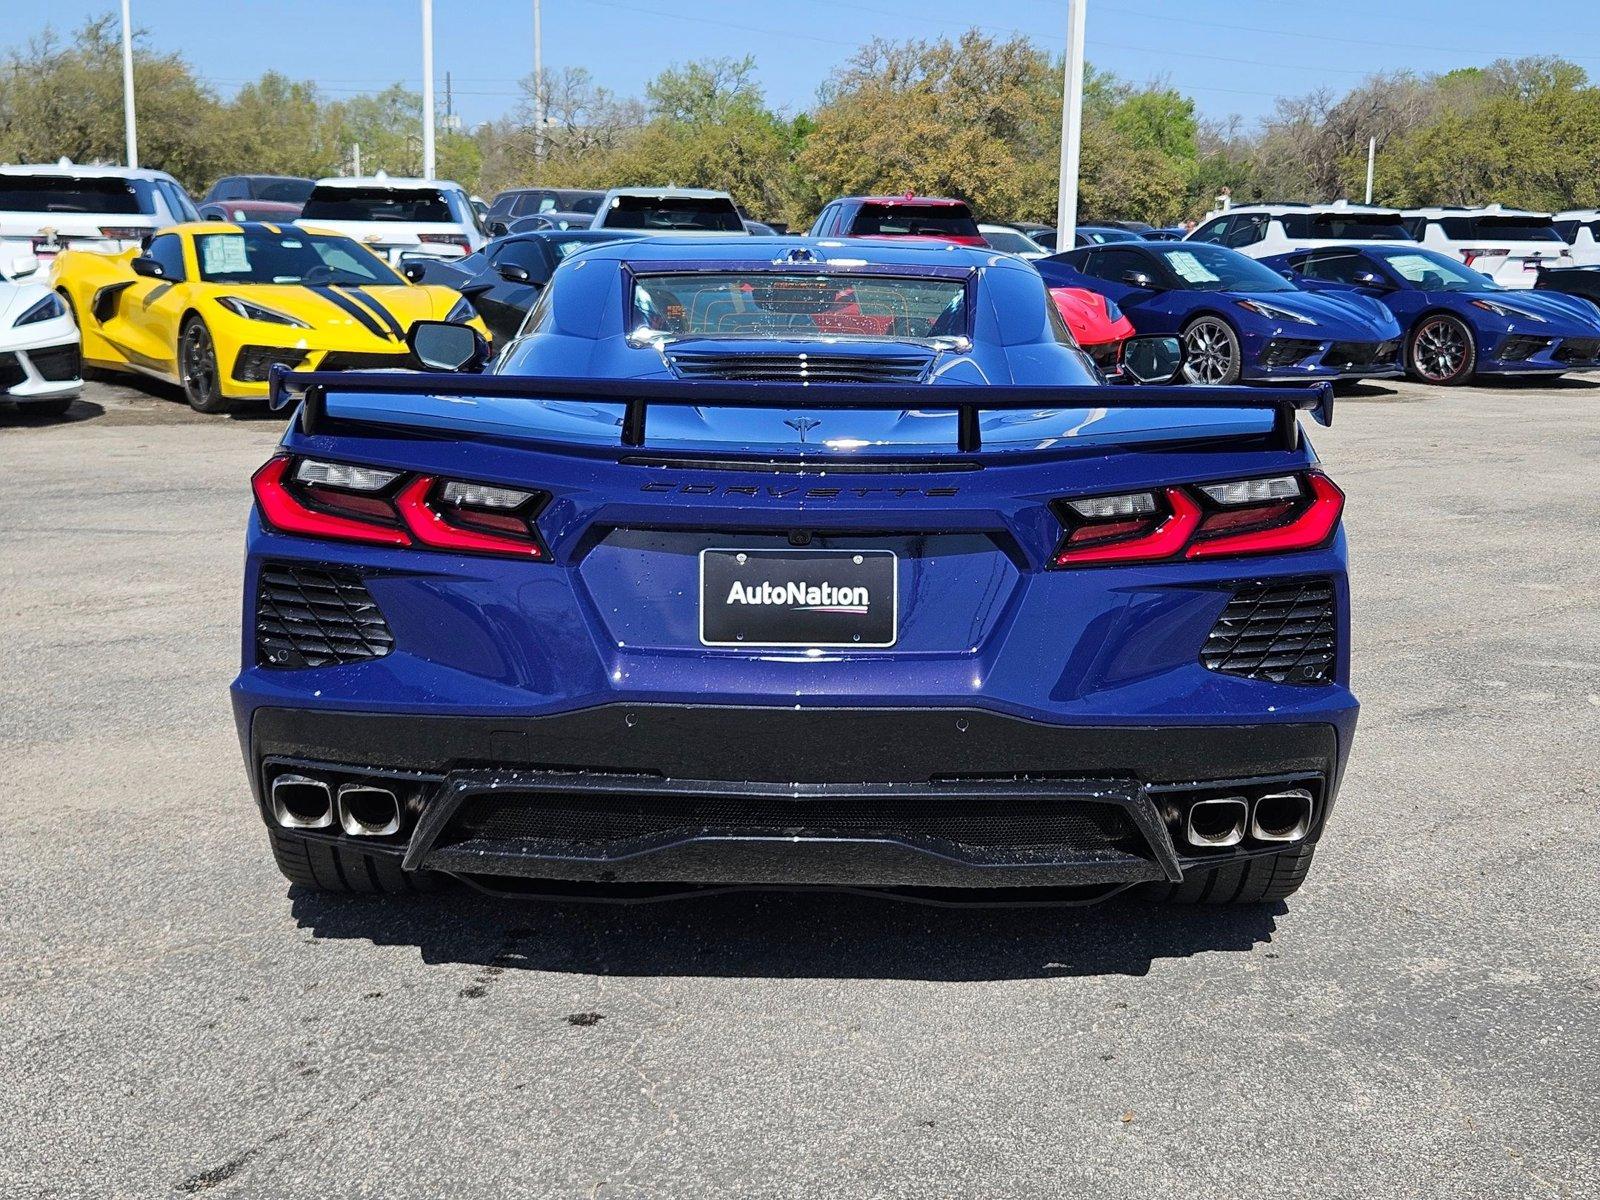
[0,398,106,426]
[289,885,1283,982]
[1488,374,1600,390]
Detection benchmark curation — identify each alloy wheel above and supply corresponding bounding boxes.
[1412,317,1468,382]
[1182,319,1238,384]
[181,322,220,409]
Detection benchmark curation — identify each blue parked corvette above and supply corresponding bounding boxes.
[236,237,1357,906]
[1039,241,1403,385]
[1263,244,1600,385]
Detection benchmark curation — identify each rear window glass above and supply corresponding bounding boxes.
[0,175,148,214]
[1280,213,1412,240]
[850,202,979,238]
[254,178,314,204]
[1472,216,1562,241]
[300,186,453,223]
[633,272,968,340]
[601,194,742,232]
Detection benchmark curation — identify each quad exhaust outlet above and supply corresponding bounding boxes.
[1185,796,1248,848]
[270,774,334,829]
[337,783,402,837]
[1250,788,1314,843]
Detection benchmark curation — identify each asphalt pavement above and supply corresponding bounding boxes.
[2,374,1597,1198]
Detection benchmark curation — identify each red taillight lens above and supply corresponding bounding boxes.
[395,476,548,558]
[1187,472,1343,559]
[1051,472,1342,567]
[418,233,471,251]
[1052,488,1202,566]
[251,456,410,547]
[98,226,148,241]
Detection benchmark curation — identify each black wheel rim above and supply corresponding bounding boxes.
[1414,318,1467,381]
[182,325,217,401]
[1182,319,1235,384]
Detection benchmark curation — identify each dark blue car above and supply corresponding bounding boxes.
[1040,241,1403,385]
[1263,245,1600,385]
[235,237,1357,906]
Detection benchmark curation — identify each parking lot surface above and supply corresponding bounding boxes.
[3,376,1598,1198]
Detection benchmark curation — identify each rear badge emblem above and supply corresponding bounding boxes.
[784,416,822,441]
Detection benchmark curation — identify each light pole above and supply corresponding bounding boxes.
[1364,136,1376,205]
[1055,0,1086,244]
[533,0,545,165]
[421,0,436,179]
[120,0,138,169]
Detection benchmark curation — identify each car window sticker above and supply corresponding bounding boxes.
[1166,251,1221,284]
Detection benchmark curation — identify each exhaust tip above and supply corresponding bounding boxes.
[270,774,334,829]
[1185,796,1248,849]
[338,783,402,837]
[1251,788,1314,842]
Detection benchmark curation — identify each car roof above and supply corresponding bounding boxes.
[600,187,733,200]
[0,161,181,182]
[572,234,1016,270]
[1220,201,1405,217]
[310,175,462,190]
[1402,204,1553,218]
[845,195,969,207]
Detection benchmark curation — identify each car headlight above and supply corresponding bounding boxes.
[216,296,311,328]
[1236,298,1317,326]
[445,295,477,324]
[1470,298,1547,323]
[15,292,65,327]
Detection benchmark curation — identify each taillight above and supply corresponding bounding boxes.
[1461,247,1509,267]
[98,225,148,241]
[252,456,550,559]
[395,477,548,557]
[419,233,471,251]
[1050,472,1342,567]
[251,456,410,547]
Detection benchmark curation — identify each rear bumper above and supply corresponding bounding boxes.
[242,702,1355,891]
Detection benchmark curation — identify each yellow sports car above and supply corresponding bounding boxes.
[52,221,487,412]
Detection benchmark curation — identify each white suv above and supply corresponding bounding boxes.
[1187,201,1415,259]
[1553,210,1600,266]
[1400,206,1571,288]
[0,161,199,264]
[295,174,486,264]
[589,188,747,236]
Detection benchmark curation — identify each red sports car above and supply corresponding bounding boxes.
[1051,286,1136,373]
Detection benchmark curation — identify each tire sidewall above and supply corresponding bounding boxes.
[1406,313,1477,386]
[179,316,230,414]
[1180,315,1243,385]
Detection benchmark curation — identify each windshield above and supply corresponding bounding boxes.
[633,272,968,340]
[0,175,149,214]
[602,195,743,232]
[1151,243,1295,292]
[300,186,453,223]
[851,202,979,238]
[983,228,1041,254]
[255,178,314,204]
[1374,247,1499,291]
[1280,213,1412,240]
[193,228,402,285]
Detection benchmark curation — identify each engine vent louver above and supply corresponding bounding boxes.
[256,563,394,669]
[1202,578,1336,685]
[667,350,931,383]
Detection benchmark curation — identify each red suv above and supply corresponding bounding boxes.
[808,194,985,246]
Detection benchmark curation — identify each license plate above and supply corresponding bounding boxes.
[700,548,897,648]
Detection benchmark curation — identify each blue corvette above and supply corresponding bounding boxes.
[1263,244,1600,385]
[1040,241,1403,385]
[234,237,1357,906]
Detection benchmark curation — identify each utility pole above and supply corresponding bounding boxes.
[533,0,545,165]
[120,0,138,169]
[1054,0,1087,245]
[352,142,362,177]
[1365,137,1376,205]
[445,71,453,126]
[421,0,436,179]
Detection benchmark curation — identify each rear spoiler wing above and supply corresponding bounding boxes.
[268,367,1333,454]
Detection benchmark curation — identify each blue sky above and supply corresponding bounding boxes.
[4,0,1599,129]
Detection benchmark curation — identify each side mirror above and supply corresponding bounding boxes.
[1120,335,1183,385]
[1120,270,1157,289]
[1280,269,1298,282]
[6,253,40,278]
[408,319,490,373]
[1354,271,1389,289]
[131,255,165,279]
[402,261,427,283]
[497,262,532,284]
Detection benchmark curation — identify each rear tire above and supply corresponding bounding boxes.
[268,828,444,894]
[1153,844,1316,904]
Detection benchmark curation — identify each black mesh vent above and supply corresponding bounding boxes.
[232,345,308,383]
[1555,337,1600,365]
[0,352,25,391]
[1497,335,1551,362]
[26,343,82,382]
[256,563,394,669]
[1324,339,1398,369]
[318,351,415,372]
[667,350,931,382]
[446,789,1136,859]
[1260,338,1321,368]
[1202,579,1337,685]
